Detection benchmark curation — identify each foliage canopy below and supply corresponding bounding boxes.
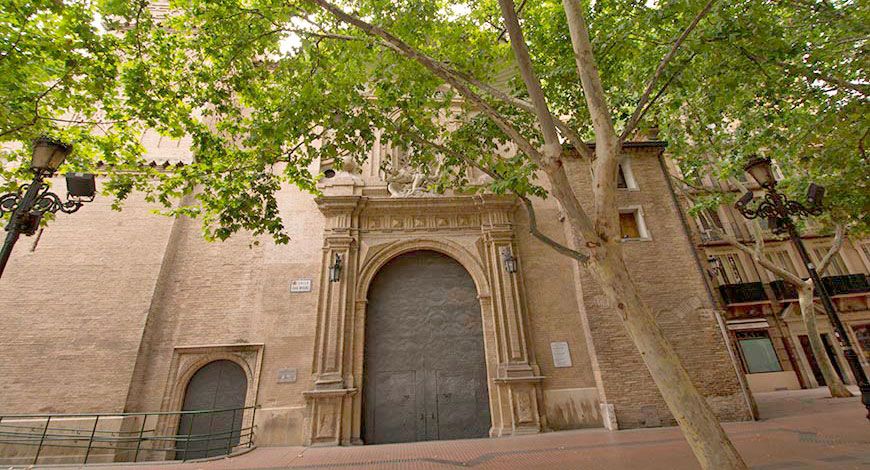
[2,0,867,239]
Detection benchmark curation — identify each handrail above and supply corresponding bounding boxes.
[0,405,258,465]
[0,404,256,419]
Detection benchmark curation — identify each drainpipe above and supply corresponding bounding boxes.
[657,152,758,420]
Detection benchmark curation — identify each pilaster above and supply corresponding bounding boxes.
[305,195,362,445]
[477,195,543,435]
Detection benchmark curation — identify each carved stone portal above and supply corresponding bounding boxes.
[304,194,543,445]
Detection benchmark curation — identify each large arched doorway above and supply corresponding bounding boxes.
[176,360,247,459]
[362,250,491,444]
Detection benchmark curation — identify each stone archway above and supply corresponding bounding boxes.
[362,250,491,444]
[305,195,543,446]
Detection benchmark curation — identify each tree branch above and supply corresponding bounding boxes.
[309,0,546,166]
[562,0,621,241]
[388,120,589,263]
[498,0,562,163]
[620,0,717,142]
[718,229,804,286]
[817,224,845,274]
[312,0,601,244]
[520,195,590,263]
[449,69,592,159]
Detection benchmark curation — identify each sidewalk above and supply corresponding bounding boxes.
[82,387,870,469]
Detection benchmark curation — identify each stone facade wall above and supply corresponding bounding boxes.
[0,143,752,460]
[0,186,174,413]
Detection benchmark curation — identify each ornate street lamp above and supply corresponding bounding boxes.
[734,156,870,420]
[0,137,96,279]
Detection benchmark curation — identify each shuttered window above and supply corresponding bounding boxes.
[811,246,848,276]
[712,253,748,285]
[764,249,799,281]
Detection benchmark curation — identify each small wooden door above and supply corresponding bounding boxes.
[176,360,247,459]
[363,251,491,444]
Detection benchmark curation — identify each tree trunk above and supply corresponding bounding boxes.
[557,1,748,467]
[587,244,747,470]
[797,281,853,397]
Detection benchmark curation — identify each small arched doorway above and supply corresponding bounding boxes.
[176,360,247,459]
[363,250,491,444]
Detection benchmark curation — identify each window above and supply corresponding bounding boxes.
[736,330,782,373]
[617,165,628,188]
[616,159,638,190]
[811,246,848,276]
[697,208,724,241]
[711,252,748,285]
[764,248,799,281]
[619,208,649,240]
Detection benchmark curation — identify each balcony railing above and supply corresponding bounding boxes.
[768,274,869,302]
[718,282,768,305]
[821,274,870,296]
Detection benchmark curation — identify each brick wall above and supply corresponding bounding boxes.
[0,182,174,412]
[560,145,751,427]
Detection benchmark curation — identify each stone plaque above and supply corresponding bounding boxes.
[290,279,312,293]
[277,368,297,383]
[550,341,572,368]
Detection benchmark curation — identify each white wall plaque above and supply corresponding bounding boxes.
[290,279,312,293]
[550,341,572,368]
[277,368,297,383]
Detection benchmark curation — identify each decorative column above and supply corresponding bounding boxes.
[477,195,543,436]
[304,194,362,446]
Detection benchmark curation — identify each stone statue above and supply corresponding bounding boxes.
[381,149,438,197]
[384,166,434,197]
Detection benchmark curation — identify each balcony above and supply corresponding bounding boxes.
[768,274,869,301]
[719,282,768,305]
[821,274,870,296]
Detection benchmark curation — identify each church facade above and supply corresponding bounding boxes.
[0,139,754,462]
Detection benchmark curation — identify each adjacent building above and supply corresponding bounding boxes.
[679,173,870,393]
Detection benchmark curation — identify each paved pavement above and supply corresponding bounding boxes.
[86,387,870,469]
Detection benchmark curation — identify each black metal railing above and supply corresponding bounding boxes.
[0,405,257,466]
[769,274,869,301]
[822,274,870,296]
[719,282,768,305]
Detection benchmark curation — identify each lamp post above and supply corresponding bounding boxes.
[0,137,96,279]
[734,156,870,419]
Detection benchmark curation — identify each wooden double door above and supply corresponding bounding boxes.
[363,251,491,444]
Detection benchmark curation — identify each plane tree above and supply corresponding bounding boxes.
[2,0,868,468]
